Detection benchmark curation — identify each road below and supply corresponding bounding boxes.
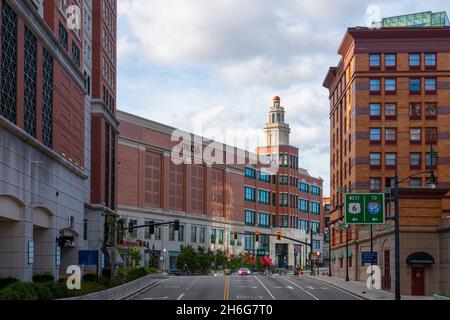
[129,274,361,300]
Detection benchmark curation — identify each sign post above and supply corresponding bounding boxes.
[345,193,385,225]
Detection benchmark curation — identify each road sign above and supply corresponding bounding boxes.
[311,252,320,260]
[361,252,378,264]
[345,193,385,225]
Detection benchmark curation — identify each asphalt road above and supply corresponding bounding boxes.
[130,274,361,300]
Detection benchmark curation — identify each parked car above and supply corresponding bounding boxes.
[168,268,181,276]
[238,268,251,276]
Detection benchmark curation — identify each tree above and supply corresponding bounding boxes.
[215,249,228,270]
[177,245,199,273]
[129,246,142,267]
[197,247,214,273]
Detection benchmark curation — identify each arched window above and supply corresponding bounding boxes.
[277,113,280,122]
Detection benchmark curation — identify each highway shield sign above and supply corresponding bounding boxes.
[345,193,385,225]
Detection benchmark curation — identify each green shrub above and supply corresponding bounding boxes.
[115,267,149,284]
[0,282,38,300]
[82,273,98,282]
[0,277,19,290]
[69,281,107,297]
[32,273,54,283]
[145,267,161,274]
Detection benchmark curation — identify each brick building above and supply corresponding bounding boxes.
[116,97,325,270]
[0,0,117,281]
[323,12,450,295]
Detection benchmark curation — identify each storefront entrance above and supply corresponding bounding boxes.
[411,267,425,296]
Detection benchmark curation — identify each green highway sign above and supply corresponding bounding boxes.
[345,193,385,225]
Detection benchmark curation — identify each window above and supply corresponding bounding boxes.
[178,225,184,242]
[245,210,255,226]
[410,103,422,120]
[72,42,80,67]
[385,128,397,144]
[370,128,381,144]
[370,153,381,169]
[244,187,255,202]
[425,103,437,120]
[257,189,270,205]
[104,124,110,207]
[58,22,68,51]
[199,227,205,243]
[258,171,270,183]
[210,228,216,244]
[24,26,37,138]
[370,178,382,192]
[369,54,381,68]
[154,225,161,240]
[385,103,397,120]
[425,78,436,94]
[385,53,396,68]
[299,199,309,213]
[409,78,421,94]
[245,234,254,251]
[425,153,437,169]
[299,182,309,193]
[425,128,437,145]
[410,178,422,187]
[311,202,321,215]
[424,53,436,69]
[299,219,309,231]
[409,53,421,69]
[191,226,197,243]
[311,186,321,196]
[385,153,397,169]
[311,221,320,234]
[410,128,422,144]
[258,212,270,228]
[370,103,381,119]
[370,79,381,94]
[218,229,224,245]
[385,78,396,94]
[245,167,256,179]
[312,240,321,250]
[410,153,421,170]
[1,2,18,124]
[129,219,137,239]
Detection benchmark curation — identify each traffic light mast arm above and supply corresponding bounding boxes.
[271,233,310,247]
[122,220,179,231]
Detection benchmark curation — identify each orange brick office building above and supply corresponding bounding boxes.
[116,97,325,270]
[323,12,450,295]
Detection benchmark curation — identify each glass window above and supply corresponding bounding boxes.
[370,79,381,92]
[178,225,184,242]
[426,153,437,168]
[370,103,381,117]
[425,128,437,144]
[199,227,205,243]
[385,153,397,167]
[210,228,216,244]
[410,103,421,118]
[370,178,381,191]
[311,202,321,215]
[257,189,270,205]
[410,128,421,143]
[425,103,437,118]
[218,229,224,245]
[370,128,381,142]
[370,153,381,167]
[258,212,270,228]
[385,79,396,92]
[369,54,381,67]
[245,167,256,179]
[311,186,321,196]
[385,104,396,117]
[312,240,321,250]
[191,226,197,243]
[410,178,422,187]
[311,221,320,233]
[299,182,309,193]
[425,78,436,92]
[245,210,255,226]
[409,53,421,66]
[169,223,175,241]
[385,53,396,67]
[299,199,309,212]
[409,78,421,92]
[244,187,255,202]
[425,53,436,66]
[258,171,271,183]
[299,219,309,231]
[410,153,421,168]
[385,128,396,143]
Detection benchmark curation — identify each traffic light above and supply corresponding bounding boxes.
[174,220,180,232]
[276,232,282,240]
[234,232,238,241]
[255,231,260,242]
[148,221,155,235]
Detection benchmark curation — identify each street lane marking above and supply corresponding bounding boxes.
[177,293,185,300]
[287,286,294,290]
[306,286,315,290]
[188,277,200,287]
[143,296,168,300]
[223,275,230,300]
[280,277,319,300]
[254,276,276,300]
[289,276,365,300]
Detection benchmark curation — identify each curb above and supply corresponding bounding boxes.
[121,277,169,300]
[303,275,370,300]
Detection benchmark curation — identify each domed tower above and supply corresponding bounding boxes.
[264,96,291,147]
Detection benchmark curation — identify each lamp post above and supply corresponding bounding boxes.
[325,225,332,277]
[394,168,400,301]
[339,217,349,282]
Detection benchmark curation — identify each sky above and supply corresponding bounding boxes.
[117,0,450,196]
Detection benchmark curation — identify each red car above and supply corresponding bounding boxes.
[238,268,251,276]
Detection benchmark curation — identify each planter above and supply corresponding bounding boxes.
[433,294,450,300]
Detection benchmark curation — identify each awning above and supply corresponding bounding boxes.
[348,248,353,258]
[338,249,344,259]
[406,252,434,265]
[331,251,336,260]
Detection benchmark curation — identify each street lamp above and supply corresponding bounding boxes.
[339,217,350,282]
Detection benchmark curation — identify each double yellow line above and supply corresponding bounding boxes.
[223,275,230,300]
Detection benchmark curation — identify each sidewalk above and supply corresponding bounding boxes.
[304,274,433,300]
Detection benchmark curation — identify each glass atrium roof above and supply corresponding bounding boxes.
[372,11,450,28]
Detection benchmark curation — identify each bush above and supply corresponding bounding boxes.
[115,267,148,284]
[145,267,161,274]
[0,277,19,290]
[69,281,107,297]
[0,282,38,300]
[33,273,54,283]
[83,273,98,282]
